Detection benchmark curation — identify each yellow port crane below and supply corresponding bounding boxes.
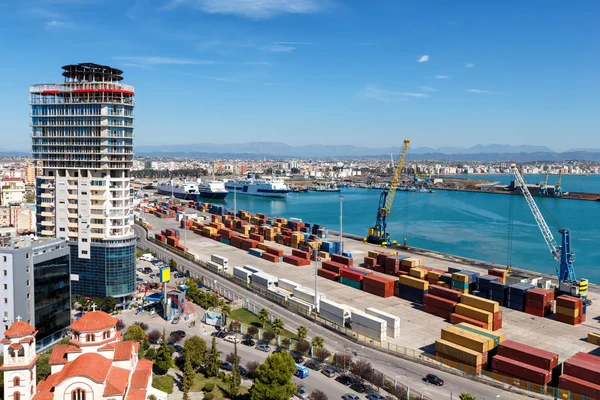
[366,139,410,245]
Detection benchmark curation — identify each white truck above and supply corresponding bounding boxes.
[233,266,253,284]
[210,254,229,271]
[140,253,154,262]
[251,272,278,289]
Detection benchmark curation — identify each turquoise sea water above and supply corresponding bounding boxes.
[214,182,600,283]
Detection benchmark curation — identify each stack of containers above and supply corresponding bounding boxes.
[397,275,429,304]
[363,256,376,269]
[350,309,387,342]
[277,278,300,293]
[451,272,470,294]
[293,286,326,306]
[524,288,555,317]
[488,268,508,284]
[555,295,583,325]
[476,275,499,299]
[456,323,505,348]
[332,254,353,267]
[460,294,503,331]
[427,270,444,285]
[322,260,346,275]
[317,268,339,281]
[559,352,600,399]
[492,340,558,386]
[434,339,485,372]
[507,282,536,311]
[438,325,496,371]
[385,256,403,276]
[489,280,508,306]
[409,267,427,280]
[588,332,600,345]
[452,303,492,330]
[339,268,371,290]
[400,257,422,272]
[365,307,400,338]
[319,299,350,326]
[362,274,396,298]
[423,286,461,320]
[248,248,263,258]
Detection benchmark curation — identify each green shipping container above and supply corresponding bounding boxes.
[455,323,501,348]
[220,238,231,245]
[340,277,362,290]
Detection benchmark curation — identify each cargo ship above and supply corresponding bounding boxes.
[224,174,290,198]
[157,179,228,201]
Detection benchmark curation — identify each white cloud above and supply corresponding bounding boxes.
[262,42,310,53]
[465,63,474,68]
[45,20,64,28]
[113,56,215,65]
[360,84,430,102]
[163,0,324,19]
[435,75,449,79]
[466,89,496,94]
[244,61,272,66]
[420,86,436,92]
[417,55,429,63]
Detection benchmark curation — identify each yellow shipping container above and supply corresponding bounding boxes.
[461,294,500,313]
[428,271,442,280]
[257,243,269,251]
[452,273,469,283]
[588,332,600,346]
[435,339,483,366]
[458,323,505,344]
[441,326,492,353]
[368,250,380,259]
[401,257,422,268]
[319,251,330,259]
[556,306,579,318]
[409,267,427,280]
[399,275,429,290]
[437,281,450,289]
[455,304,493,325]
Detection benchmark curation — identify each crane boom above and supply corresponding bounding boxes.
[384,140,410,215]
[511,165,560,265]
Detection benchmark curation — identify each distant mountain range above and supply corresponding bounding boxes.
[133,142,600,161]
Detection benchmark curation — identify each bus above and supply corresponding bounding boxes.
[294,364,309,379]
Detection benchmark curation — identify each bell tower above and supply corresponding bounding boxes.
[0,317,38,400]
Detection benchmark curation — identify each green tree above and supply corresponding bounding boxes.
[154,329,174,374]
[290,167,300,174]
[36,351,52,382]
[182,349,195,397]
[229,341,241,397]
[205,337,221,378]
[183,335,207,369]
[258,308,269,327]
[221,303,232,316]
[271,318,285,336]
[250,352,297,400]
[459,394,477,400]
[311,336,324,349]
[169,258,177,270]
[124,324,146,342]
[296,326,308,342]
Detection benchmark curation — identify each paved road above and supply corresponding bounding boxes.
[134,224,547,400]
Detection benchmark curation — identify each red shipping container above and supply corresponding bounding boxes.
[423,294,457,312]
[524,306,546,318]
[497,340,558,371]
[556,295,582,310]
[266,247,284,257]
[492,355,552,385]
[492,310,502,331]
[564,352,600,384]
[249,233,264,243]
[363,257,376,268]
[450,313,488,329]
[322,260,345,274]
[435,352,484,372]
[527,288,555,301]
[363,285,394,298]
[385,265,399,276]
[376,253,389,265]
[373,265,384,273]
[429,285,463,302]
[292,249,310,260]
[317,268,339,281]
[331,254,353,267]
[363,274,396,290]
[559,375,600,400]
[554,313,580,325]
[261,252,279,263]
[386,257,400,269]
[340,269,364,282]
[423,304,452,320]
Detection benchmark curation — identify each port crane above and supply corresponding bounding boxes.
[511,165,588,302]
[539,171,550,196]
[366,139,410,245]
[554,170,564,197]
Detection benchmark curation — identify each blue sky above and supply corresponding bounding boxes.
[0,0,598,151]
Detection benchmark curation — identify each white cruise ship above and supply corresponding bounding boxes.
[157,179,228,201]
[225,174,290,198]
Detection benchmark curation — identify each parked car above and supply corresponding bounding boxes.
[342,394,361,400]
[169,344,184,353]
[304,361,321,371]
[289,351,305,363]
[424,374,444,386]
[336,375,357,386]
[151,259,161,265]
[241,339,256,347]
[296,387,308,399]
[211,331,227,339]
[149,273,157,279]
[321,367,336,378]
[220,361,233,371]
[136,268,144,273]
[238,366,247,376]
[224,335,239,343]
[366,394,385,400]
[143,267,153,273]
[173,330,186,338]
[171,316,180,324]
[349,382,366,393]
[256,344,271,352]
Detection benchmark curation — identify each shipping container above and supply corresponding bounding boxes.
[588,332,600,346]
[350,309,387,332]
[450,313,489,330]
[563,352,600,384]
[496,340,558,371]
[492,355,552,385]
[210,254,229,269]
[429,285,462,302]
[288,296,314,315]
[423,294,457,312]
[559,375,600,399]
[461,294,499,313]
[233,266,252,284]
[399,275,429,290]
[317,268,339,281]
[441,326,491,353]
[293,286,326,305]
[278,278,301,292]
[351,320,387,342]
[455,304,493,326]
[340,269,364,282]
[423,303,452,320]
[339,276,362,290]
[319,299,351,326]
[267,287,290,303]
[365,307,400,337]
[251,272,278,289]
[331,254,353,267]
[455,323,504,348]
[435,339,483,366]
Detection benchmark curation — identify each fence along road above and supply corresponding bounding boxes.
[133,223,548,400]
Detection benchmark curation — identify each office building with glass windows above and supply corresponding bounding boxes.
[30,63,135,302]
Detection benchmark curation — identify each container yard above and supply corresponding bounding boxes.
[136,198,600,395]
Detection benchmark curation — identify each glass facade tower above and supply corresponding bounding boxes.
[30,63,136,301]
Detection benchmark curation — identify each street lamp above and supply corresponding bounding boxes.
[339,195,344,255]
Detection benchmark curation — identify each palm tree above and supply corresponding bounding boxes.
[297,325,308,342]
[258,308,269,327]
[221,303,232,316]
[311,336,324,349]
[459,394,477,400]
[271,318,285,336]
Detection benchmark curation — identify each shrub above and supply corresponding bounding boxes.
[203,383,214,392]
[134,321,149,331]
[204,394,214,400]
[262,331,276,343]
[247,326,259,337]
[294,340,311,354]
[116,319,125,331]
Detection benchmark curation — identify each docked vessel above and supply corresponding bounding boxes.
[312,185,341,192]
[157,179,228,201]
[225,174,290,198]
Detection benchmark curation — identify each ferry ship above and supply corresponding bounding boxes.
[157,179,228,201]
[225,174,290,198]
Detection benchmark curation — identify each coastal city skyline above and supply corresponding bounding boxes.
[1,1,599,151]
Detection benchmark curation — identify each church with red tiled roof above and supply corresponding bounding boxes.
[1,311,167,400]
